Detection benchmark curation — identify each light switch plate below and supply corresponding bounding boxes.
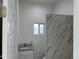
[2,6,6,17]
[0,3,2,17]
[0,3,6,17]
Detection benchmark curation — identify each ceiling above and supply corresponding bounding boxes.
[23,0,57,4]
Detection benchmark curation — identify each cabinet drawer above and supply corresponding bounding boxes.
[18,51,34,59]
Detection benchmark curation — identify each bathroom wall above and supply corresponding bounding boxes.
[3,0,8,59]
[19,1,51,59]
[2,0,73,59]
[53,0,73,15]
[74,0,79,59]
[19,0,73,43]
[46,15,73,59]
[19,0,54,43]
[7,0,19,59]
[19,0,73,59]
[3,0,19,59]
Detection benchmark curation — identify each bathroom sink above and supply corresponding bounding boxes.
[19,47,34,51]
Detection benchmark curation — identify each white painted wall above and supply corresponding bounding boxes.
[3,0,19,59]
[19,0,54,42]
[2,0,73,59]
[7,0,19,59]
[19,1,52,59]
[74,0,79,59]
[53,0,73,15]
[3,0,8,59]
[19,0,73,59]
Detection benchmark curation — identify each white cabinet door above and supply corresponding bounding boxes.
[18,51,33,59]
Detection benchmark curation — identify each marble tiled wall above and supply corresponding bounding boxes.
[46,15,73,59]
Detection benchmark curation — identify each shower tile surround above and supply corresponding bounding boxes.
[46,15,73,59]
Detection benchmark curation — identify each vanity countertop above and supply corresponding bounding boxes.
[19,47,34,51]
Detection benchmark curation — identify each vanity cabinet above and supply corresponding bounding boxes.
[18,50,34,59]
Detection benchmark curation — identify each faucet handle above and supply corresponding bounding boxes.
[24,43,26,47]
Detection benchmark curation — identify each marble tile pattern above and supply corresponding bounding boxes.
[46,14,73,59]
